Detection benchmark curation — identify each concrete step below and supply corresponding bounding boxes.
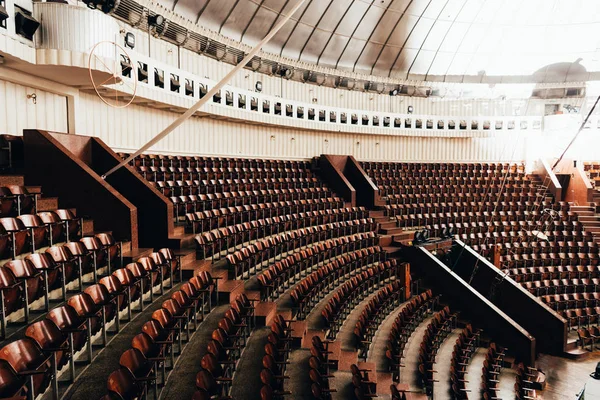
[0,175,24,186]
[82,218,94,236]
[122,247,154,263]
[369,210,385,218]
[168,232,196,249]
[37,197,59,211]
[379,221,397,229]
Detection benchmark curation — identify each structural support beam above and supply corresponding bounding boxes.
[102,0,308,179]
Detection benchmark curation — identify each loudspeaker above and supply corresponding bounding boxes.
[15,10,39,41]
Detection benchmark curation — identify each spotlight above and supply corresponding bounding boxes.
[389,88,399,96]
[82,0,115,14]
[414,231,424,244]
[14,7,40,40]
[255,81,263,93]
[407,105,414,114]
[148,14,164,27]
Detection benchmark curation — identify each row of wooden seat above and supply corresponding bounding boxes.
[193,294,256,399]
[417,307,457,394]
[563,307,600,330]
[104,271,216,399]
[184,200,355,234]
[354,280,405,360]
[386,290,438,382]
[258,240,386,301]
[154,178,325,197]
[541,292,600,311]
[361,161,524,173]
[481,343,506,400]
[222,222,377,279]
[171,188,335,211]
[509,265,600,283]
[321,264,393,339]
[577,326,600,352]
[522,278,600,296]
[309,336,336,399]
[290,257,398,319]
[137,165,314,181]
[122,152,312,170]
[0,248,180,400]
[450,325,481,399]
[386,200,569,215]
[0,209,83,261]
[515,363,539,399]
[259,315,293,400]
[0,185,38,217]
[195,214,373,262]
[0,233,125,338]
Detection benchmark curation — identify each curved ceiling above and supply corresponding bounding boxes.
[157,0,600,83]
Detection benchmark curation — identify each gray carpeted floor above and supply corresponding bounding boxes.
[161,303,229,400]
[432,328,461,400]
[286,349,313,399]
[229,327,271,400]
[61,285,182,400]
[398,316,433,392]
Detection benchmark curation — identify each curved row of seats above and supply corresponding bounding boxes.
[259,315,293,399]
[290,257,398,319]
[259,237,385,301]
[354,280,405,360]
[0,185,37,217]
[173,187,334,213]
[386,290,438,382]
[449,325,481,399]
[362,161,522,173]
[0,231,124,339]
[321,263,394,339]
[193,294,256,399]
[417,307,457,395]
[481,343,507,400]
[184,197,345,233]
[139,164,314,180]
[195,214,372,262]
[103,271,217,399]
[223,222,376,279]
[0,248,179,400]
[123,153,312,171]
[309,335,336,399]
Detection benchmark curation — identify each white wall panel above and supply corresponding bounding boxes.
[0,80,68,135]
[77,92,531,163]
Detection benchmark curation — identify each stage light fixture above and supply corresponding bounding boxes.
[148,14,164,27]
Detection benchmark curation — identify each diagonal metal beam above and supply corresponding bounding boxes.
[405,0,450,80]
[279,0,313,57]
[423,0,468,81]
[316,0,355,65]
[386,0,433,78]
[103,0,309,179]
[240,0,267,42]
[334,1,375,69]
[219,0,241,33]
[368,0,414,75]
[297,0,335,61]
[195,0,213,24]
[351,0,395,72]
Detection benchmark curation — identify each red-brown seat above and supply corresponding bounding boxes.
[37,211,65,245]
[17,214,47,251]
[0,338,52,399]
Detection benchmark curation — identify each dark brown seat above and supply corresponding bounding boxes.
[119,348,157,399]
[27,253,64,305]
[106,368,143,399]
[4,259,44,318]
[7,186,35,215]
[17,214,47,251]
[0,338,52,399]
[0,217,30,258]
[0,359,26,399]
[37,211,65,245]
[54,209,81,242]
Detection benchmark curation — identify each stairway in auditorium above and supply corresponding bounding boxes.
[572,205,600,244]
